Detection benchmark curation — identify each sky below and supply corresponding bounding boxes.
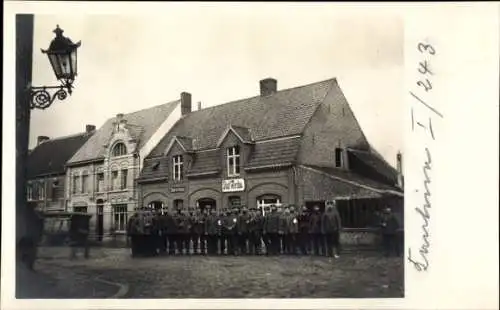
[30,5,403,167]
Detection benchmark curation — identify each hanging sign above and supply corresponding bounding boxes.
[222,178,245,192]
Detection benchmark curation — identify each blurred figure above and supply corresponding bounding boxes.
[264,205,280,255]
[262,206,271,255]
[309,205,323,256]
[127,211,139,257]
[217,209,226,255]
[237,206,250,255]
[279,206,290,254]
[287,206,299,255]
[380,207,401,257]
[322,202,342,258]
[225,208,239,255]
[205,207,218,255]
[298,206,310,255]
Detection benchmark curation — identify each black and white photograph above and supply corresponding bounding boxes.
[2,2,499,310]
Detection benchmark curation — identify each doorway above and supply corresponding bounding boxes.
[96,200,104,241]
[197,198,216,212]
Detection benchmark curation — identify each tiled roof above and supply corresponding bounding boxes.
[138,157,169,182]
[347,148,399,185]
[303,164,402,194]
[187,150,221,176]
[245,137,301,170]
[148,78,335,157]
[68,100,179,164]
[27,132,93,178]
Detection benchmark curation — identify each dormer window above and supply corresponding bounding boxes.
[227,146,241,177]
[335,148,343,168]
[173,155,183,181]
[112,142,127,157]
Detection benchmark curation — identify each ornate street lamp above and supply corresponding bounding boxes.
[29,25,81,110]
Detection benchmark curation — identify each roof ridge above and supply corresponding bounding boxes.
[188,77,337,116]
[38,131,89,143]
[107,99,180,122]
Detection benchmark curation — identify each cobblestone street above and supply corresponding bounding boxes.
[19,247,404,299]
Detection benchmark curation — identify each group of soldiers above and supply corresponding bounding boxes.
[126,204,344,258]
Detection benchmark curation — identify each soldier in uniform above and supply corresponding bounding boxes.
[287,206,300,255]
[309,205,323,256]
[173,209,184,255]
[224,208,239,255]
[205,207,218,255]
[237,206,250,255]
[191,208,203,255]
[262,206,271,255]
[380,207,401,257]
[153,208,165,255]
[217,209,227,255]
[279,206,291,254]
[127,211,139,257]
[248,207,262,255]
[181,209,193,255]
[321,203,342,258]
[69,212,90,260]
[298,206,310,255]
[264,205,280,255]
[164,208,176,255]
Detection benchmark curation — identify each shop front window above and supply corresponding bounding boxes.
[257,194,282,215]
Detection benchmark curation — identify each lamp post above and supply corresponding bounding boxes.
[16,15,81,273]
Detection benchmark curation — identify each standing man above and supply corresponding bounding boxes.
[322,203,342,258]
[309,205,323,256]
[298,206,310,255]
[237,206,250,255]
[127,211,139,257]
[192,208,204,255]
[287,206,299,255]
[262,206,271,255]
[205,207,218,255]
[174,209,185,255]
[380,207,401,257]
[217,209,226,255]
[165,208,176,255]
[248,207,262,255]
[279,206,290,255]
[264,205,280,255]
[224,208,239,255]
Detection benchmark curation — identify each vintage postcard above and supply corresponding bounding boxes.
[2,2,499,310]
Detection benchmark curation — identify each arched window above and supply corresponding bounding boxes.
[112,142,127,157]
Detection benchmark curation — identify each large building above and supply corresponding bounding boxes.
[26,125,95,212]
[137,77,403,244]
[65,95,188,242]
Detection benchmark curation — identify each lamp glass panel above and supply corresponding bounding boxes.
[70,49,78,77]
[57,53,72,78]
[48,53,63,78]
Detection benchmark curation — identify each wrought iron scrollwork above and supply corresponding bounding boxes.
[29,81,73,110]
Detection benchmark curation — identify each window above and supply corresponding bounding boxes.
[229,196,242,209]
[74,206,87,213]
[174,199,184,210]
[96,173,104,192]
[335,148,343,168]
[27,184,33,201]
[113,205,128,232]
[112,170,119,190]
[38,182,45,200]
[72,175,79,194]
[51,181,59,199]
[172,155,183,181]
[227,146,241,176]
[257,195,282,215]
[81,173,89,193]
[121,169,128,189]
[112,142,127,157]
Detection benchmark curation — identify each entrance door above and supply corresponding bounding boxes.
[96,200,104,241]
[197,198,216,212]
[305,201,325,213]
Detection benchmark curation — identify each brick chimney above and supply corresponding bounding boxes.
[86,124,96,133]
[37,136,50,146]
[260,78,277,96]
[396,151,404,188]
[181,92,192,115]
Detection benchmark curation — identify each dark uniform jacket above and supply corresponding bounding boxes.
[278,213,288,234]
[248,213,264,234]
[192,214,206,235]
[264,212,280,234]
[176,213,192,234]
[298,213,310,233]
[321,211,342,234]
[237,213,251,234]
[224,214,238,235]
[287,213,300,234]
[381,214,400,235]
[308,212,322,234]
[205,214,219,235]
